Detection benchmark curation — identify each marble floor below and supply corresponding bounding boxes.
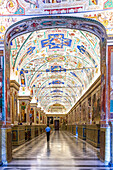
[1,131,113,170]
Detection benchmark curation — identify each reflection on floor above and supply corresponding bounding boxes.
[1,131,112,170]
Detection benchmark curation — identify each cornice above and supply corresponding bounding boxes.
[10,80,20,91]
[18,95,32,101]
[30,103,37,107]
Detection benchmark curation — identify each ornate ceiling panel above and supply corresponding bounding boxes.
[10,28,100,113]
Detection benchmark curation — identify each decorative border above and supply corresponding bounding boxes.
[5,16,107,47]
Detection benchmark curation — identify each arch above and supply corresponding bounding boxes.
[1,15,111,165]
[3,16,107,123]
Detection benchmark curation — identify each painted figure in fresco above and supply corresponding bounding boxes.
[89,0,98,5]
[24,0,39,8]
[6,0,18,13]
[21,74,25,85]
[20,70,26,86]
[21,102,26,122]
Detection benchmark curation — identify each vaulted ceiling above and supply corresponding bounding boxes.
[10,28,100,114]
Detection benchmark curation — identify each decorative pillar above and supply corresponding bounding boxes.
[45,115,47,125]
[0,122,2,165]
[40,110,43,124]
[99,42,111,165]
[43,112,46,124]
[18,96,32,125]
[30,102,37,125]
[1,127,12,164]
[0,51,3,164]
[37,107,41,124]
[10,80,20,124]
[41,110,44,124]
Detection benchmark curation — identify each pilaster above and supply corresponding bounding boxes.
[10,80,20,124]
[1,127,12,164]
[0,122,2,165]
[37,107,41,124]
[109,122,113,166]
[41,110,44,124]
[100,126,110,165]
[30,102,37,125]
[18,95,32,125]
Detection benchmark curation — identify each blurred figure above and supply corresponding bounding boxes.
[45,124,51,142]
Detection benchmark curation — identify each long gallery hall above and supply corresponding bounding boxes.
[1,0,113,169]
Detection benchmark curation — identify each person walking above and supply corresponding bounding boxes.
[45,124,51,142]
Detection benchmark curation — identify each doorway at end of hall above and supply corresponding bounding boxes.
[54,120,59,131]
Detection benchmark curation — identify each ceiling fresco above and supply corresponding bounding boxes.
[10,28,100,113]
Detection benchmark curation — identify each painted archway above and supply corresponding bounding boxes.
[2,16,110,163]
[4,16,107,122]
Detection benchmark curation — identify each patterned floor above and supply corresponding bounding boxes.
[1,131,112,170]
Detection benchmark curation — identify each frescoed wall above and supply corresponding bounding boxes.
[0,54,3,121]
[104,0,113,9]
[0,8,113,47]
[0,0,103,16]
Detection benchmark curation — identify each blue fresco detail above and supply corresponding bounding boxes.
[27,46,36,55]
[20,69,26,86]
[41,34,72,49]
[110,100,113,112]
[70,72,77,77]
[51,89,63,93]
[77,45,86,54]
[37,73,42,77]
[52,96,62,98]
[77,45,95,65]
[41,86,46,90]
[25,70,28,73]
[10,41,13,46]
[70,72,84,86]
[49,80,64,85]
[46,66,66,72]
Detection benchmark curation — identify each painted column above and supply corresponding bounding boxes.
[30,102,37,125]
[18,96,32,125]
[42,110,44,124]
[0,122,2,165]
[43,112,46,124]
[0,48,12,164]
[109,122,113,166]
[17,100,20,122]
[34,107,37,124]
[45,115,47,125]
[100,41,110,165]
[40,110,43,124]
[10,80,20,124]
[37,107,41,124]
[102,44,113,165]
[39,112,40,124]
